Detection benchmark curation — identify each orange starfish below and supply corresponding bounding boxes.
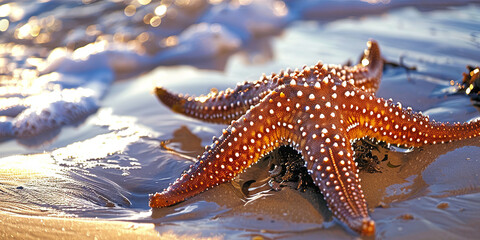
[150,41,480,236]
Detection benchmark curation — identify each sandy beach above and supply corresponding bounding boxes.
[0,212,161,240]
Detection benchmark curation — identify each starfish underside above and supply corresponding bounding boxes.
[150,41,480,236]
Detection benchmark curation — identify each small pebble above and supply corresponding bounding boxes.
[437,202,449,209]
[398,213,414,220]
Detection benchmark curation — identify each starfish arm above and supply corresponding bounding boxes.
[338,83,480,147]
[154,78,281,124]
[151,83,375,235]
[154,41,383,124]
[347,40,383,93]
[150,88,288,207]
[303,132,375,236]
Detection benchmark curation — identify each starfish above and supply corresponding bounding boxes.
[150,41,480,236]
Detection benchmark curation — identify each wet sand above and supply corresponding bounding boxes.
[0,212,160,240]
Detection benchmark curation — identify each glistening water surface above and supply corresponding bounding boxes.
[1,1,480,239]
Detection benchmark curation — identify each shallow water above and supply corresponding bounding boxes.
[1,1,480,239]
